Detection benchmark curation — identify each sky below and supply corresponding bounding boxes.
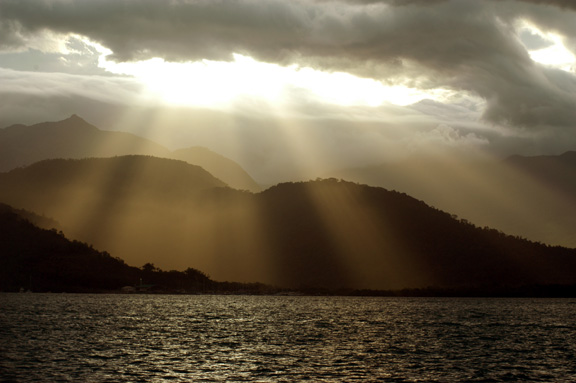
[1,0,576,183]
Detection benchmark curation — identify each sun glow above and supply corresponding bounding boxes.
[530,43,575,71]
[95,50,446,108]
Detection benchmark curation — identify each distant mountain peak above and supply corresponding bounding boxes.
[1,115,92,133]
[67,114,83,122]
[58,114,96,129]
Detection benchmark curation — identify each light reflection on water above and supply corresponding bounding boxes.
[1,294,576,382]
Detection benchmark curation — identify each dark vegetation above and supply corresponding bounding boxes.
[2,161,576,293]
[0,204,272,294]
[256,179,576,290]
[1,201,575,296]
[2,200,575,296]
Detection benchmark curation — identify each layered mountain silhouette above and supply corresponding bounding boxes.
[0,115,261,192]
[1,157,575,290]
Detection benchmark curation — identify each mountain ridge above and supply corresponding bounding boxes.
[333,153,576,249]
[0,115,261,192]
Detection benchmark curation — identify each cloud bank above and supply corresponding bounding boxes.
[1,0,576,183]
[1,0,575,129]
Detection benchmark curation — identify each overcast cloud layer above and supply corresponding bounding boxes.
[1,0,576,182]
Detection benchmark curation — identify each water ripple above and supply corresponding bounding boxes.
[1,294,576,381]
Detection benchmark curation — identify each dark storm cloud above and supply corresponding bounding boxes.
[1,0,575,130]
[338,0,576,9]
[0,0,310,62]
[515,0,576,9]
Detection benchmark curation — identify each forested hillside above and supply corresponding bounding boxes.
[2,158,575,290]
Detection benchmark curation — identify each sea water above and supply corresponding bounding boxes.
[1,294,575,382]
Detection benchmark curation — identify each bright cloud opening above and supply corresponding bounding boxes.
[530,43,575,71]
[518,22,575,72]
[85,38,448,109]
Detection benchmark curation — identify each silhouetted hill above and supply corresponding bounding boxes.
[0,155,230,257]
[0,203,138,292]
[0,115,261,191]
[1,158,575,290]
[0,203,269,293]
[254,180,576,289]
[334,155,576,248]
[0,155,226,214]
[0,202,60,231]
